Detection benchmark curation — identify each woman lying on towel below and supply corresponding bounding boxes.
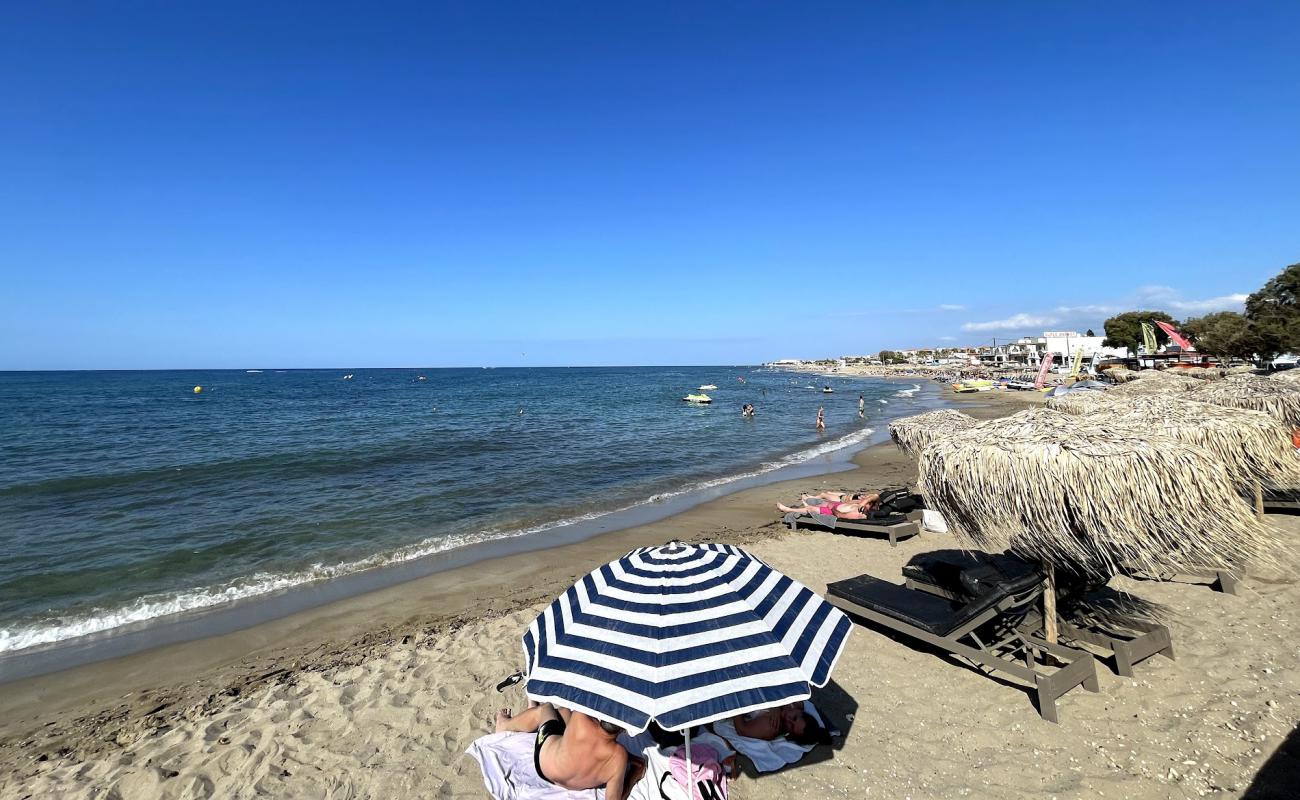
[775,498,873,519]
[802,490,880,508]
[731,702,832,747]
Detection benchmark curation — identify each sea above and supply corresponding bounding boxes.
[0,367,940,673]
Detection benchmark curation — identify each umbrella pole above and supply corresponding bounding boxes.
[1042,563,1059,645]
[685,728,693,797]
[1254,481,1265,519]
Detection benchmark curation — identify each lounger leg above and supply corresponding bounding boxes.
[1215,571,1240,595]
[1112,641,1135,678]
[1035,681,1059,724]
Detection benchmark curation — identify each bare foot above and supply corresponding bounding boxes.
[495,708,513,732]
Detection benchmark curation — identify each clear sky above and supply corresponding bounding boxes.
[3,1,1298,369]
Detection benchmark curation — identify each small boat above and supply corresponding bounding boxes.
[417,375,427,381]
[952,379,993,393]
[683,393,713,404]
[343,374,354,380]
[246,369,263,373]
[698,384,718,390]
[822,386,834,393]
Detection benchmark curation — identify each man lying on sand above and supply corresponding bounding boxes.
[732,702,832,746]
[496,702,645,800]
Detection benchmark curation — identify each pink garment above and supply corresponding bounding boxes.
[669,744,727,800]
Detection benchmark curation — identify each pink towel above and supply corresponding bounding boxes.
[668,744,727,800]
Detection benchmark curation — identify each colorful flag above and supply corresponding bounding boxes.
[1034,351,1055,389]
[1141,322,1158,355]
[1069,347,1084,378]
[1155,320,1194,351]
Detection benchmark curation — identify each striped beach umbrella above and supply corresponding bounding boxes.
[521,541,852,736]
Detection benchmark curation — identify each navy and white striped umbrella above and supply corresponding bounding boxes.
[521,541,853,733]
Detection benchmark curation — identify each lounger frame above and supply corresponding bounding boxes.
[828,577,1099,723]
[783,512,921,547]
[902,577,1175,677]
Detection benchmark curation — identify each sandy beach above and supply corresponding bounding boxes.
[2,390,1297,799]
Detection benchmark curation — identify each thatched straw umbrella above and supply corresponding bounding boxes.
[1108,370,1201,397]
[1270,368,1300,384]
[1184,366,1226,380]
[1043,390,1116,415]
[918,409,1279,639]
[1048,394,1300,499]
[1227,365,1258,376]
[888,409,976,458]
[1192,375,1300,428]
[1102,366,1140,384]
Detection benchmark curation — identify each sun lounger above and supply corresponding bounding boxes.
[901,550,1175,678]
[1121,563,1242,595]
[827,569,1099,722]
[783,511,921,547]
[1261,488,1300,514]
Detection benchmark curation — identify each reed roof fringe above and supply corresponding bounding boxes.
[1047,393,1300,491]
[888,409,977,458]
[1192,375,1300,427]
[917,409,1280,577]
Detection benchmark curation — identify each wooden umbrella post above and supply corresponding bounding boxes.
[1042,563,1059,645]
[1254,481,1265,519]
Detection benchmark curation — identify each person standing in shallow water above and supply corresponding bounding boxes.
[858,394,865,418]
[816,407,825,431]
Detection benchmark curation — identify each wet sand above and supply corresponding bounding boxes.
[3,391,1297,799]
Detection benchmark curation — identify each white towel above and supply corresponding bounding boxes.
[710,702,829,773]
[466,730,735,800]
[922,508,948,533]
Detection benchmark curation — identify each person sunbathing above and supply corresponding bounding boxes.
[731,702,832,747]
[776,499,872,519]
[801,490,880,507]
[495,703,644,800]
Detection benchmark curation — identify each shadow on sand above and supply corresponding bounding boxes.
[1244,722,1300,799]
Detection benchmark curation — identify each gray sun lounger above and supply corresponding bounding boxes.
[1121,563,1242,595]
[783,511,921,547]
[901,551,1175,678]
[827,570,1099,723]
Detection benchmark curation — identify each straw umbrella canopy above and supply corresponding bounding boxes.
[1043,390,1118,416]
[1183,366,1226,380]
[1192,375,1300,428]
[1047,395,1300,493]
[1103,366,1140,384]
[1108,371,1202,397]
[1227,365,1258,376]
[888,409,976,458]
[1270,368,1300,384]
[917,409,1277,578]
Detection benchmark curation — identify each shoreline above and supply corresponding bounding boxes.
[0,384,1031,738]
[0,371,938,678]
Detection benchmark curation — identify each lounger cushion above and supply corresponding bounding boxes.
[828,575,1013,638]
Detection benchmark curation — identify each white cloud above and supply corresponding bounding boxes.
[962,313,1060,332]
[938,304,967,311]
[1131,286,1248,314]
[938,335,957,341]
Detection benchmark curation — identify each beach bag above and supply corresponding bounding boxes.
[668,744,727,800]
[877,487,921,514]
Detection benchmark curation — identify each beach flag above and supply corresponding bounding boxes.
[1141,322,1158,355]
[1034,351,1054,389]
[1069,347,1084,378]
[1155,320,1194,351]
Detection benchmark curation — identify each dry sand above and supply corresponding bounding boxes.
[2,392,1297,799]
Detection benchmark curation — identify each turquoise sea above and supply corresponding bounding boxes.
[0,367,938,661]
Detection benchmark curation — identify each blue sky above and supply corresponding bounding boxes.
[3,1,1297,369]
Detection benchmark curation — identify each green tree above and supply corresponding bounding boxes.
[877,350,898,363]
[1181,312,1261,361]
[1101,310,1177,355]
[1245,263,1300,360]
[1085,328,1095,337]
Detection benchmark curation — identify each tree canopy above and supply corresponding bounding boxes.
[1182,311,1261,361]
[1245,263,1300,360]
[1101,310,1177,355]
